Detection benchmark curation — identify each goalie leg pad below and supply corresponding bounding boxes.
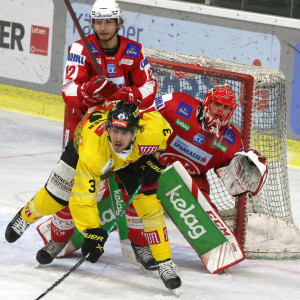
[157,161,245,274]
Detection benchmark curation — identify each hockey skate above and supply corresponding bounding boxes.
[131,243,159,276]
[158,259,181,294]
[36,239,68,265]
[5,208,31,243]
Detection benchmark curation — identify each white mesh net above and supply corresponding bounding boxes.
[145,47,300,258]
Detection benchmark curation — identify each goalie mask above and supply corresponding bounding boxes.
[90,0,123,29]
[197,85,237,136]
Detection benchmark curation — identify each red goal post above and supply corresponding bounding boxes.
[148,57,253,247]
[146,47,300,258]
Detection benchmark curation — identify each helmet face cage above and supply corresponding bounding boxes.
[90,0,122,29]
[202,85,237,128]
[107,101,140,134]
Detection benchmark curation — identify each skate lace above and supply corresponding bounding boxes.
[134,245,154,263]
[11,217,30,236]
[159,260,177,280]
[43,240,66,258]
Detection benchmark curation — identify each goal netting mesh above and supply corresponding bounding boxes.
[145,47,300,258]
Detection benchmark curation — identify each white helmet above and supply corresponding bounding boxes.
[90,0,122,27]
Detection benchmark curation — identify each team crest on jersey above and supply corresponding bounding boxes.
[176,102,193,119]
[125,43,140,58]
[170,135,212,166]
[89,43,100,56]
[193,133,205,146]
[222,128,236,145]
[138,145,159,155]
[67,53,85,65]
[107,64,116,77]
[154,96,164,110]
[119,58,133,65]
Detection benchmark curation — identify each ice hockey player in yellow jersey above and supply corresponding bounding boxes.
[5,101,181,290]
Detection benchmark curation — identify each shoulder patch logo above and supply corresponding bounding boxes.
[176,101,193,119]
[222,128,236,145]
[154,96,164,110]
[125,43,140,58]
[89,43,100,56]
[67,53,86,65]
[94,123,106,136]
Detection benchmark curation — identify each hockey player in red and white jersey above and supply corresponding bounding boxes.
[37,0,157,265]
[63,0,157,147]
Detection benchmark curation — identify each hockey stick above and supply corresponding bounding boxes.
[35,183,143,300]
[63,0,103,76]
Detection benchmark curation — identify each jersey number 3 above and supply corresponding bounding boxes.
[88,179,96,193]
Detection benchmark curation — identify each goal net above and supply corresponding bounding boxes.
[145,47,300,258]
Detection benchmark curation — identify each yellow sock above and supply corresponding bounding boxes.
[21,187,66,223]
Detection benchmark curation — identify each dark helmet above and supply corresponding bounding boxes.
[107,101,140,132]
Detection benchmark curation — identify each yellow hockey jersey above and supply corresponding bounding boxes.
[69,108,172,232]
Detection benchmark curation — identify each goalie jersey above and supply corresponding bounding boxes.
[70,107,172,232]
[144,92,243,175]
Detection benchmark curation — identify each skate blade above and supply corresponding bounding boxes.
[169,288,180,297]
[34,262,42,268]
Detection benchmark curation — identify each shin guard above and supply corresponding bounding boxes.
[51,206,75,243]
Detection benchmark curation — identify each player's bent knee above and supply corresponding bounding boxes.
[132,193,162,219]
[142,208,166,231]
[45,159,76,204]
[34,187,66,215]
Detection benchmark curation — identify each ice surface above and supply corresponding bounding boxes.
[1,109,299,300]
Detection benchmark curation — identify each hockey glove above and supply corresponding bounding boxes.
[115,163,140,196]
[82,227,108,263]
[109,86,142,106]
[78,75,119,107]
[138,155,166,185]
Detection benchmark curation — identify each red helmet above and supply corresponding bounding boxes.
[202,85,237,129]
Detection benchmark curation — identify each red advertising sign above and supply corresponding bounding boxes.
[30,25,49,56]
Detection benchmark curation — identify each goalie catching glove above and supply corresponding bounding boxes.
[82,227,108,263]
[78,75,119,107]
[138,155,166,185]
[215,149,268,196]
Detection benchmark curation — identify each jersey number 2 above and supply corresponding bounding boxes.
[66,65,76,80]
